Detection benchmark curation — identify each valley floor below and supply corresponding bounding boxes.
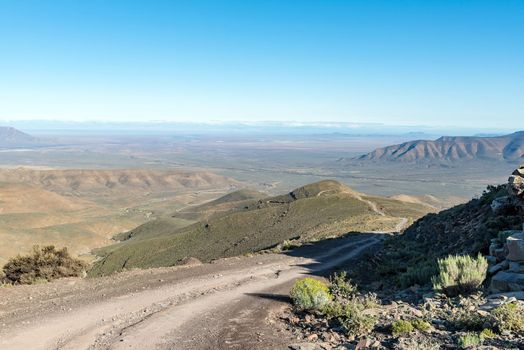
[0,233,381,350]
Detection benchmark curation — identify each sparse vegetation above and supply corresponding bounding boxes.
[373,184,521,291]
[91,181,429,276]
[399,261,438,288]
[290,278,332,311]
[491,302,524,333]
[322,297,378,336]
[411,319,431,332]
[431,254,488,297]
[447,307,487,332]
[1,245,86,285]
[458,332,482,349]
[391,320,414,336]
[329,271,357,299]
[479,328,496,340]
[283,181,524,349]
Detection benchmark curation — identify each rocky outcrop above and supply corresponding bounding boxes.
[489,230,524,294]
[489,166,524,295]
[506,232,524,261]
[508,165,524,200]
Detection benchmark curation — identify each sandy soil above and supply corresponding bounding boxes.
[0,233,382,350]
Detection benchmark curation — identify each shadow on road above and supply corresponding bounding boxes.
[283,232,384,277]
[243,232,384,303]
[245,293,291,303]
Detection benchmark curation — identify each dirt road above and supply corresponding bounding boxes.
[0,234,382,350]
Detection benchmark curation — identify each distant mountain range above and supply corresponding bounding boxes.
[357,131,524,162]
[0,127,36,145]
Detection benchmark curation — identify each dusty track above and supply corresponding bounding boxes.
[0,234,382,350]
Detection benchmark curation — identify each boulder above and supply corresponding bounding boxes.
[490,271,524,293]
[488,291,524,301]
[506,232,524,261]
[494,247,508,262]
[508,165,524,199]
[486,255,497,264]
[488,260,509,275]
[509,261,524,273]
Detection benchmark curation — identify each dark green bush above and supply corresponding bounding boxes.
[2,246,86,285]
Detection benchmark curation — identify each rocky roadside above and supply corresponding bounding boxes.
[276,286,524,349]
[275,166,524,350]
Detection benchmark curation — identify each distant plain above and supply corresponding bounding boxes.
[0,130,518,262]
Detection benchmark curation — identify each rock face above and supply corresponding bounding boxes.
[491,271,524,292]
[507,232,524,261]
[489,166,524,295]
[508,165,524,200]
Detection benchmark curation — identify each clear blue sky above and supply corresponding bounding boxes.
[0,0,522,128]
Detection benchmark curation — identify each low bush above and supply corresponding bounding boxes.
[2,246,86,285]
[491,302,524,333]
[329,271,357,299]
[322,293,378,336]
[391,320,414,336]
[328,302,377,336]
[446,308,487,331]
[479,328,496,340]
[411,319,431,332]
[431,254,488,297]
[458,332,482,349]
[398,261,437,288]
[290,278,332,311]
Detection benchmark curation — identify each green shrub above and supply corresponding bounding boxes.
[431,254,488,296]
[391,320,414,336]
[479,328,496,340]
[322,294,378,336]
[491,302,524,333]
[329,271,357,299]
[411,319,431,332]
[339,311,377,336]
[448,309,487,331]
[399,261,438,288]
[290,277,332,311]
[458,332,482,348]
[2,246,86,285]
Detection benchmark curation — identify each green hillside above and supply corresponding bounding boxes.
[90,180,431,276]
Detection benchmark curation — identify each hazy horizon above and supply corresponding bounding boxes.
[1,1,522,128]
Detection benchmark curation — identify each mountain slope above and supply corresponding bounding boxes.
[357,184,523,289]
[357,131,524,162]
[90,180,431,276]
[0,127,36,145]
[0,168,239,197]
[0,169,240,264]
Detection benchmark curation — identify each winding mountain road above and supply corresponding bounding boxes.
[0,234,383,350]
